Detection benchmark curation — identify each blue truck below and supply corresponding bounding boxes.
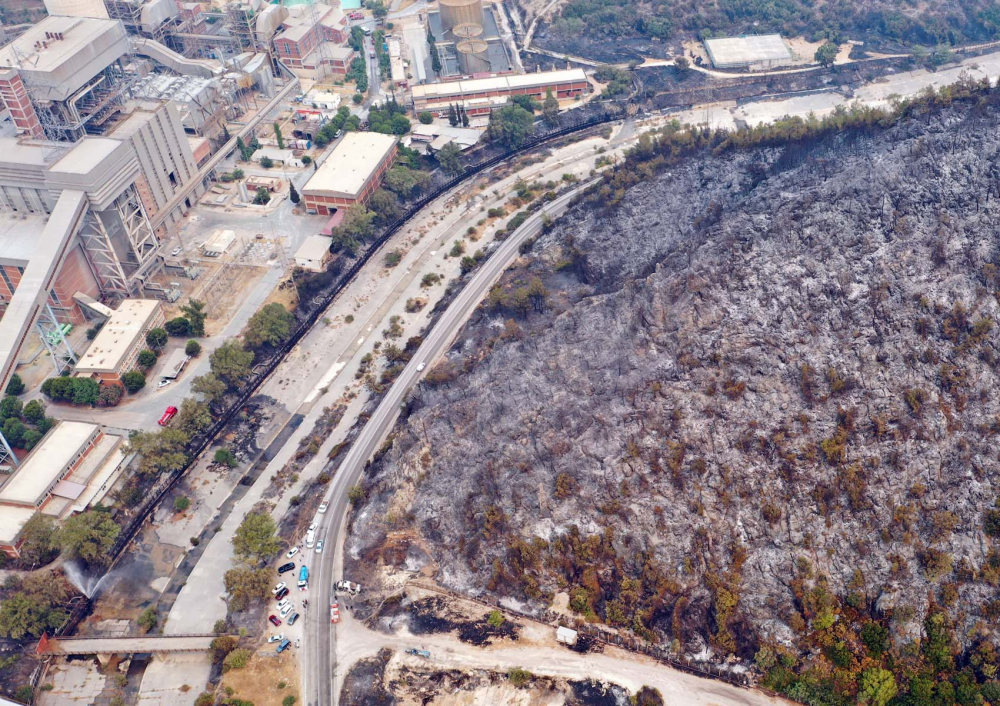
[297,565,309,589]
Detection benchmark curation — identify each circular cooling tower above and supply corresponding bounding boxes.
[43,0,109,17]
[456,38,490,74]
[451,22,484,39]
[439,0,483,32]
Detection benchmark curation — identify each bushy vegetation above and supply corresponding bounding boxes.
[367,99,411,135]
[549,0,1000,49]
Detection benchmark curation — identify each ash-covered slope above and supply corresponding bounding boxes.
[348,103,1000,669]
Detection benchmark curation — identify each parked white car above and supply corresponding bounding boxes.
[267,634,284,643]
[280,603,293,617]
[272,582,286,595]
[286,547,299,559]
[318,501,329,514]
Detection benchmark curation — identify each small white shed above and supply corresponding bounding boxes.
[556,626,578,646]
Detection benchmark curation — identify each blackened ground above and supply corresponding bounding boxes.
[339,648,396,706]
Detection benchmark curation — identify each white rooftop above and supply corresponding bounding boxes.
[0,505,37,545]
[48,138,122,175]
[295,234,333,262]
[411,68,586,102]
[0,16,130,101]
[303,132,397,199]
[0,421,98,507]
[0,212,49,266]
[75,299,161,373]
[704,34,792,67]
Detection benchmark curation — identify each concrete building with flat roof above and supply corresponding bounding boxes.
[294,234,334,272]
[410,69,589,117]
[703,34,792,70]
[0,421,126,557]
[74,299,164,385]
[302,133,398,214]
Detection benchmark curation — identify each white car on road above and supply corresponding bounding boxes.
[318,501,329,514]
[315,540,324,554]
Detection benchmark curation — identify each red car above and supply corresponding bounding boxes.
[158,406,178,426]
[269,614,282,626]
[275,587,289,601]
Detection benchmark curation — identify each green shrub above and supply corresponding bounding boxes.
[507,668,532,687]
[174,497,190,512]
[223,647,252,671]
[186,339,202,356]
[138,606,157,632]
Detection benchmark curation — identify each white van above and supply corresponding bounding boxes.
[305,530,315,548]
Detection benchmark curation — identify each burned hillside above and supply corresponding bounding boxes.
[349,91,1000,702]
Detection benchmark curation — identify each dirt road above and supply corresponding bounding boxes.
[333,610,789,706]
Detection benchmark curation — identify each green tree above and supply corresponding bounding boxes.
[543,88,559,123]
[22,399,45,422]
[236,136,248,160]
[21,429,43,451]
[487,610,504,627]
[254,186,271,204]
[2,418,26,447]
[447,103,458,127]
[146,328,168,350]
[71,378,99,406]
[0,576,68,639]
[418,111,433,124]
[191,373,228,402]
[436,142,462,175]
[507,668,532,687]
[5,373,24,396]
[245,303,295,349]
[214,448,238,467]
[97,384,123,407]
[58,510,121,564]
[370,0,387,18]
[126,428,189,477]
[232,511,280,562]
[223,564,271,611]
[815,41,839,67]
[273,121,284,150]
[174,496,190,512]
[289,181,300,204]
[210,340,254,389]
[329,206,376,256]
[121,370,146,394]
[165,317,191,336]
[138,607,158,632]
[180,299,207,336]
[369,188,401,227]
[283,696,297,706]
[301,155,312,165]
[137,350,157,369]
[185,339,202,357]
[384,166,430,198]
[510,94,539,113]
[175,398,212,436]
[460,105,469,127]
[17,514,58,567]
[0,395,22,420]
[487,104,535,149]
[858,668,897,706]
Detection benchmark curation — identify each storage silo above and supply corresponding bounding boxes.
[452,22,484,39]
[456,39,490,74]
[42,0,109,17]
[439,0,483,33]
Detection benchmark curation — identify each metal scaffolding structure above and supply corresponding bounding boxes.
[36,301,78,374]
[30,60,135,142]
[225,2,257,54]
[78,210,131,295]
